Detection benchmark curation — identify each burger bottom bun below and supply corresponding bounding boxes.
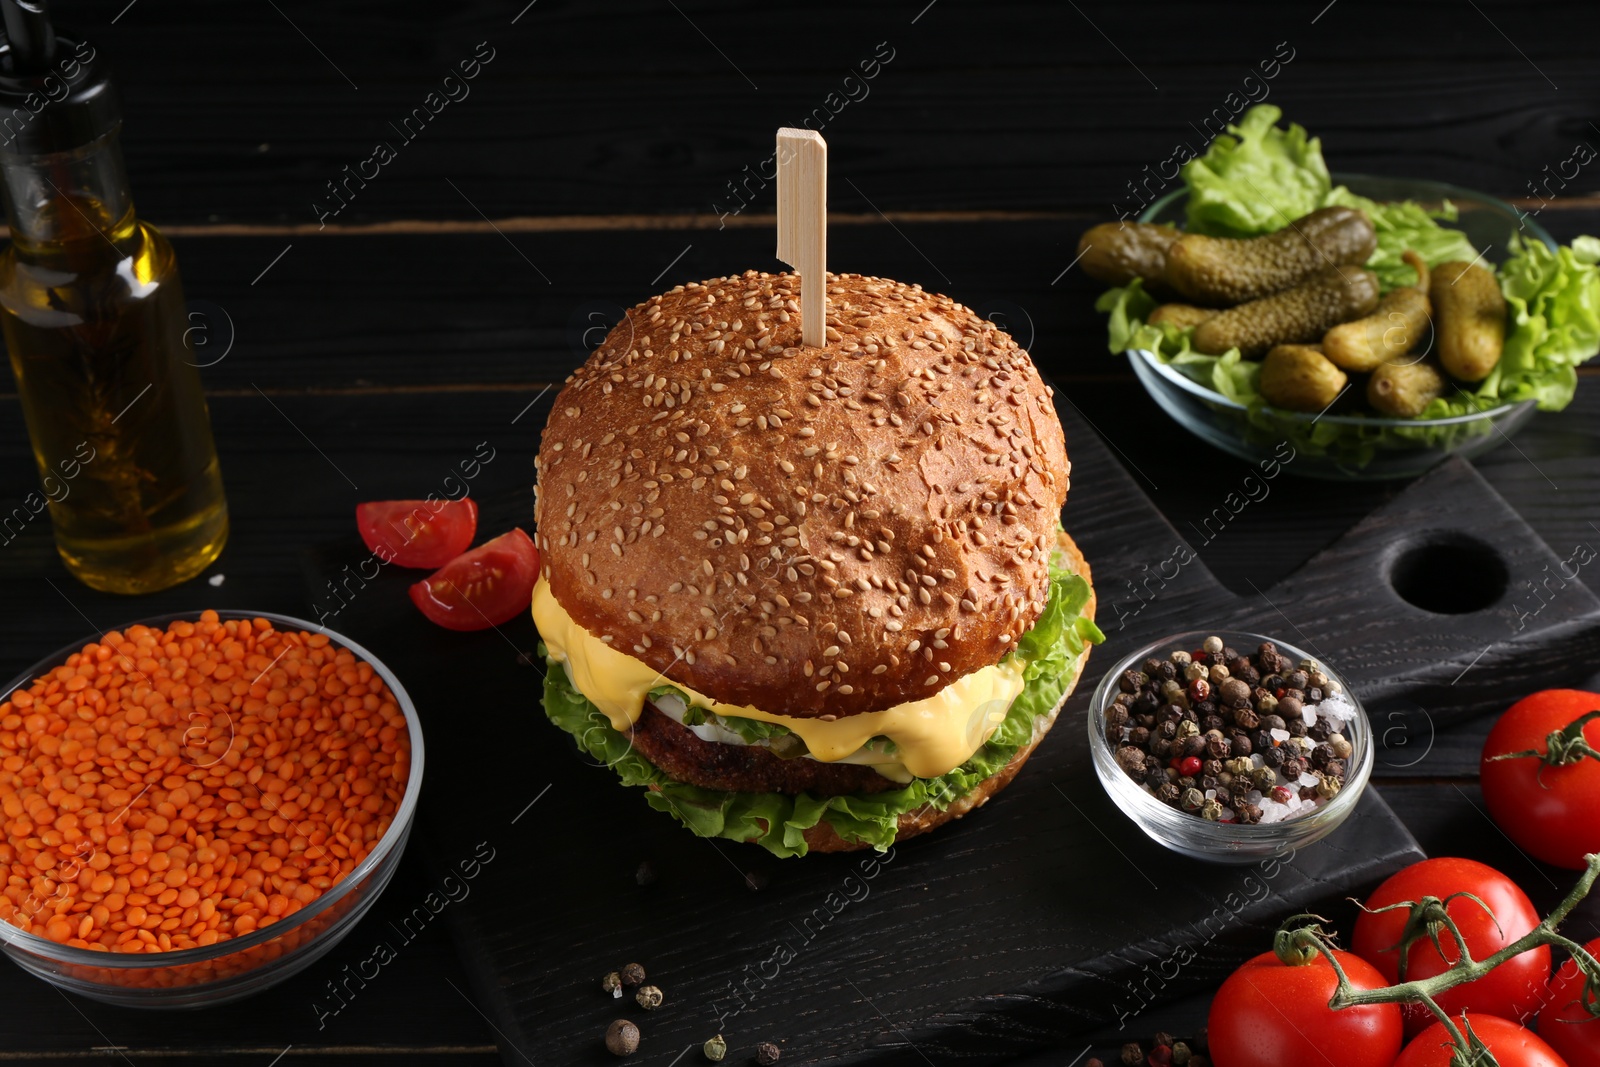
[646,529,1095,854]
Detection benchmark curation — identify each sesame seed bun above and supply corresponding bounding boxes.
[534,270,1070,717]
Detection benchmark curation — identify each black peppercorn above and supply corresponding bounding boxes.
[1287,719,1308,738]
[1105,704,1130,731]
[1310,743,1334,770]
[1229,776,1252,798]
[1156,661,1178,682]
[1201,714,1226,733]
[1129,726,1151,747]
[1144,765,1169,790]
[1200,774,1221,791]
[1120,670,1148,694]
[1281,756,1306,779]
[1162,703,1186,723]
[1229,732,1254,757]
[756,1042,781,1066]
[1205,734,1231,760]
[1261,713,1286,732]
[1202,758,1223,777]
[1194,699,1218,719]
[1176,775,1197,790]
[620,963,646,988]
[1262,744,1285,768]
[1308,718,1331,743]
[1325,758,1347,778]
[1151,738,1173,760]
[1299,785,1320,802]
[1182,735,1209,759]
[1233,706,1260,731]
[1116,746,1147,778]
[1121,1042,1144,1066]
[1234,802,1263,825]
[1157,782,1182,806]
[1158,719,1179,740]
[1286,669,1308,690]
[1132,692,1160,715]
[1253,729,1274,752]
[1235,665,1261,687]
[1143,657,1165,676]
[1283,687,1306,703]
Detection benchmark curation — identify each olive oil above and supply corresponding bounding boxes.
[0,10,227,593]
[1,200,227,592]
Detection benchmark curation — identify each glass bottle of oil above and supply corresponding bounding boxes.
[0,7,227,594]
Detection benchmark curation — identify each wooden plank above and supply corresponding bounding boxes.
[19,206,1585,400]
[28,1,1600,224]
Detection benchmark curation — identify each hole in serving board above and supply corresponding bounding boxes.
[1388,534,1508,615]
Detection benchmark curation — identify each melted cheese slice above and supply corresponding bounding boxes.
[532,576,1024,779]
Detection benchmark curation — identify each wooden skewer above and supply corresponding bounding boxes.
[775,127,827,348]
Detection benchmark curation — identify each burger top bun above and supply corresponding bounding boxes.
[534,270,1070,718]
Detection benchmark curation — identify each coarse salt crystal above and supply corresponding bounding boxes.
[1302,705,1318,726]
[1299,772,1319,787]
[1270,728,1291,742]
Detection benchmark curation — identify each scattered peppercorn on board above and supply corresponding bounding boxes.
[299,379,1599,1063]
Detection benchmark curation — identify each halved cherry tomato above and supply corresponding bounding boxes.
[1481,689,1600,870]
[409,528,539,631]
[1394,1012,1566,1067]
[1539,936,1600,1067]
[356,498,478,569]
[1207,948,1403,1067]
[1352,857,1551,1037]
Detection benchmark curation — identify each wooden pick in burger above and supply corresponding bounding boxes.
[775,127,826,348]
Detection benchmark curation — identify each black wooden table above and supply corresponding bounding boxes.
[0,1,1597,1062]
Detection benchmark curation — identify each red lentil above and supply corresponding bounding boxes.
[0,611,411,981]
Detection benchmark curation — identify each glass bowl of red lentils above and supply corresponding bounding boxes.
[1088,630,1372,864]
[0,609,422,1007]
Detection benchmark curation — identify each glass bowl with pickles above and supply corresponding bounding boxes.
[1088,106,1600,481]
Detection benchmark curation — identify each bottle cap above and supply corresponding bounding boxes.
[0,0,119,156]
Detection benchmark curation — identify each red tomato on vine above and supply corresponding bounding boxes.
[1481,689,1600,870]
[1393,1012,1566,1067]
[1351,858,1551,1037]
[1207,947,1403,1067]
[1538,935,1600,1067]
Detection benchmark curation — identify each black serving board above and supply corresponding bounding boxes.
[301,387,1600,1065]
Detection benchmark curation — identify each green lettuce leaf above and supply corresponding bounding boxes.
[539,558,1102,858]
[1181,104,1331,237]
[1492,234,1600,410]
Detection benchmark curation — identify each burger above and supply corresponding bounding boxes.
[532,270,1099,857]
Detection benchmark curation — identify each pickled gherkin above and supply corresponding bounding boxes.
[1193,267,1380,358]
[1166,206,1376,304]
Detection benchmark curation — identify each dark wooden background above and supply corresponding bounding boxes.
[0,0,1596,1062]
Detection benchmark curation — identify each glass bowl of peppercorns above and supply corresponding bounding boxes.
[1087,631,1372,863]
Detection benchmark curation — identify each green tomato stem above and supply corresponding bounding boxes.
[1488,709,1600,785]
